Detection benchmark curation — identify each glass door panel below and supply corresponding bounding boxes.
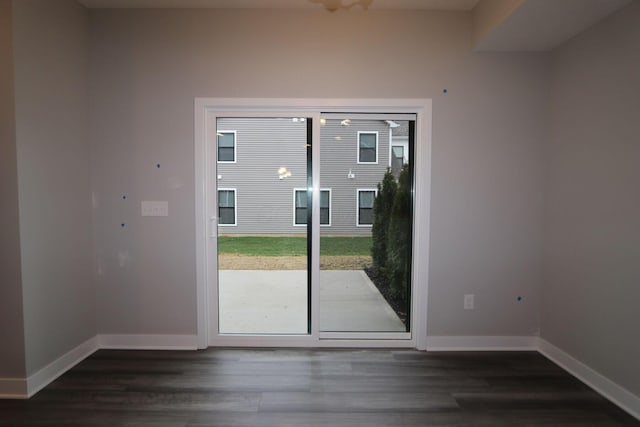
[216,117,310,334]
[319,117,414,333]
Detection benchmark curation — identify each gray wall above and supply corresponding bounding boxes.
[89,8,547,338]
[12,0,95,375]
[542,2,640,397]
[0,0,26,380]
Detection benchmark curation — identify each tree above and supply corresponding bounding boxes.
[387,164,412,300]
[371,169,396,273]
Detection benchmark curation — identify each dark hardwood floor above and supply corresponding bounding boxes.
[0,349,637,426]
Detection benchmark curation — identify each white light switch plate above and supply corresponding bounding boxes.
[464,294,474,310]
[141,201,168,217]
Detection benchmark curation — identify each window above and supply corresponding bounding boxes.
[319,190,330,225]
[357,189,377,226]
[294,189,330,226]
[357,132,378,164]
[217,131,236,162]
[391,145,405,176]
[218,189,236,226]
[294,190,307,225]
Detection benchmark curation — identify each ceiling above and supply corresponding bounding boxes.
[475,0,631,51]
[77,0,631,51]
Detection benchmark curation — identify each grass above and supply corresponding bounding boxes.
[218,236,372,257]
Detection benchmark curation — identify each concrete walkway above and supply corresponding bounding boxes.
[218,270,405,334]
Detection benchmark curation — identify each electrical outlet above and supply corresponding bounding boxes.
[464,294,474,310]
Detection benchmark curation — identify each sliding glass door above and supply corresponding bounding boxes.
[201,104,424,346]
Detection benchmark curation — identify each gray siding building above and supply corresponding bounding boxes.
[216,117,408,235]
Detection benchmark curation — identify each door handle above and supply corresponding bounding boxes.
[209,216,217,238]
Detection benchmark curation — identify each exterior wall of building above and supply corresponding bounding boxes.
[319,119,392,235]
[216,117,308,234]
[216,117,395,235]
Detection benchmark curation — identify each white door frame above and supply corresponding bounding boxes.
[194,98,432,349]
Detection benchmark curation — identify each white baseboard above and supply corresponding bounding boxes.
[538,338,640,421]
[0,334,196,399]
[26,336,99,398]
[6,336,100,399]
[426,335,538,351]
[98,334,199,350]
[426,335,639,420]
[1,337,99,399]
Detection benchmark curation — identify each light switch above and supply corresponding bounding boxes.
[464,294,474,310]
[141,201,168,217]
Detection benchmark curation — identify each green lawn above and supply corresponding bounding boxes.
[218,236,372,256]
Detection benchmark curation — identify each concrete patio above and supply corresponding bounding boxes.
[218,270,405,334]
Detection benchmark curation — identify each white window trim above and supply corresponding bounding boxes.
[217,188,237,226]
[356,188,377,227]
[320,188,332,227]
[357,131,378,164]
[293,188,331,227]
[217,130,237,164]
[293,188,306,227]
[389,139,409,168]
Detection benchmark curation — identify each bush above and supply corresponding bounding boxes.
[371,169,397,273]
[387,164,412,300]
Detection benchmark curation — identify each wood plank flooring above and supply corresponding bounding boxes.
[0,349,637,426]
